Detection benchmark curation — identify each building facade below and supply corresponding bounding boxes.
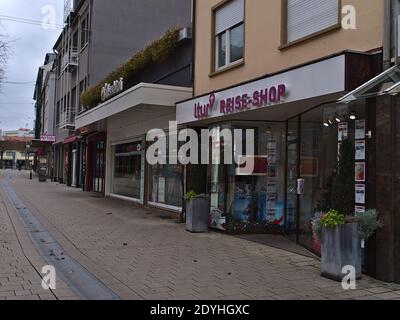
[176,0,400,282]
[52,0,192,190]
[75,27,193,213]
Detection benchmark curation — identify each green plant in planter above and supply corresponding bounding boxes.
[332,138,355,216]
[355,209,384,240]
[312,209,383,241]
[80,28,180,109]
[184,191,198,202]
[320,209,345,228]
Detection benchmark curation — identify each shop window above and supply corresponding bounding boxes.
[291,101,367,254]
[80,15,89,49]
[282,0,340,46]
[213,0,244,71]
[208,122,286,233]
[112,142,143,200]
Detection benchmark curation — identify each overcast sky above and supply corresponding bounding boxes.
[0,0,63,131]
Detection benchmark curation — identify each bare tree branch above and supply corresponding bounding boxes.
[0,32,9,88]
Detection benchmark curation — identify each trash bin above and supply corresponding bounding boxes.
[186,194,209,233]
[38,166,47,182]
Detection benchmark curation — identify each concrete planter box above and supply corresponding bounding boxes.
[186,195,209,233]
[321,223,362,282]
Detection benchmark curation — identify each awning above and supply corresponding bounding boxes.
[75,83,192,129]
[338,65,400,103]
[63,134,79,145]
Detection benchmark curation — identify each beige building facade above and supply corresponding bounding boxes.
[193,0,383,96]
[178,0,390,281]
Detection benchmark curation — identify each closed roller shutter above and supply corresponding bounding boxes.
[215,0,244,35]
[287,0,339,43]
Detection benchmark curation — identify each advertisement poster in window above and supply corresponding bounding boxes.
[236,156,268,176]
[355,206,366,214]
[355,120,366,140]
[355,140,366,160]
[338,122,348,141]
[355,184,366,204]
[300,157,318,177]
[355,162,366,182]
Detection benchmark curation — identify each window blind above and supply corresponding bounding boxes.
[215,0,244,35]
[287,0,339,43]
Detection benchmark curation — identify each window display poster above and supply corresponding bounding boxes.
[158,177,166,203]
[355,162,366,182]
[355,140,366,160]
[355,120,366,140]
[355,206,366,214]
[355,184,366,204]
[338,122,348,141]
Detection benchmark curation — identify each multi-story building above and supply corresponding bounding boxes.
[52,0,192,190]
[176,0,400,283]
[75,28,193,211]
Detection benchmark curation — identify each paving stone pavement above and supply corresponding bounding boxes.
[0,172,78,300]
[2,170,400,300]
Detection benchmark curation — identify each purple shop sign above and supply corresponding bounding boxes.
[193,84,287,120]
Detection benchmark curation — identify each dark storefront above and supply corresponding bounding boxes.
[84,132,107,194]
[177,51,392,279]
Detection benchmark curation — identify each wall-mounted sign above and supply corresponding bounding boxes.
[355,120,366,140]
[194,85,287,120]
[177,54,346,124]
[338,122,348,141]
[355,162,366,182]
[40,135,56,143]
[101,78,124,102]
[355,184,366,204]
[355,140,366,160]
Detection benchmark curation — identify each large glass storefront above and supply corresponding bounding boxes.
[288,101,367,253]
[204,101,367,254]
[148,164,183,210]
[111,141,144,201]
[208,122,286,233]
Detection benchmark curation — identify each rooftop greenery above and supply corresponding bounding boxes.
[80,27,181,110]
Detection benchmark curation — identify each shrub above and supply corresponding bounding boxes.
[80,27,180,109]
[320,209,346,228]
[185,191,198,202]
[332,139,355,216]
[355,209,384,240]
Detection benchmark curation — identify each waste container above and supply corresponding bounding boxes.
[38,166,47,182]
[186,194,209,233]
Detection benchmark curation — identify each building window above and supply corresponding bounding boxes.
[214,0,244,71]
[283,0,340,45]
[112,142,143,200]
[80,15,89,49]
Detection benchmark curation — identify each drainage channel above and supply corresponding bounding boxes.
[1,178,120,300]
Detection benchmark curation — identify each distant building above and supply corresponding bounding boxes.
[49,0,192,189]
[1,128,34,138]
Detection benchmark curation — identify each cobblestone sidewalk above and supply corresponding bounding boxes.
[0,172,77,300]
[2,170,400,300]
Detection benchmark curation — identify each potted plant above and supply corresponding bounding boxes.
[312,209,383,281]
[185,191,209,233]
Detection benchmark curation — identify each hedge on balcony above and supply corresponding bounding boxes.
[80,27,180,110]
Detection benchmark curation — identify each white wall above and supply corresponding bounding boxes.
[105,105,176,197]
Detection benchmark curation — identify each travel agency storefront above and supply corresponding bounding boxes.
[76,82,192,212]
[177,51,382,251]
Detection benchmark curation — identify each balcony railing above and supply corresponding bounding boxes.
[61,48,79,72]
